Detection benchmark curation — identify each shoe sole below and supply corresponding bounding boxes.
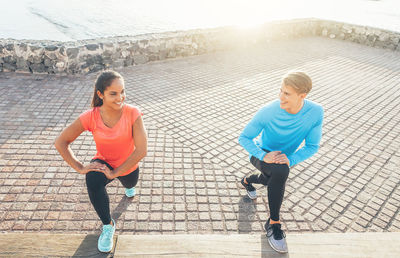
[98,241,113,253]
[246,191,257,200]
[98,247,112,253]
[267,237,288,254]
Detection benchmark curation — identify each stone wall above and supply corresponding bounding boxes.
[0,19,399,74]
[318,20,400,51]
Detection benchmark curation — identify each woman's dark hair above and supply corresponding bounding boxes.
[91,70,124,107]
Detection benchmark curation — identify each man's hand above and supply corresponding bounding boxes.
[263,151,290,166]
[274,153,290,166]
[263,151,281,163]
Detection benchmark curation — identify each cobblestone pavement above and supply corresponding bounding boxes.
[0,37,399,235]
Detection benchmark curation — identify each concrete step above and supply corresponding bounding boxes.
[0,232,399,257]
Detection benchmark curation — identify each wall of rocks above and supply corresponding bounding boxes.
[318,20,400,51]
[0,19,399,74]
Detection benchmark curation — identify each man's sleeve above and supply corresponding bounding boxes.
[238,107,268,161]
[287,107,324,166]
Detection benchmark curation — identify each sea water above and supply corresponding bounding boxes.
[0,0,399,41]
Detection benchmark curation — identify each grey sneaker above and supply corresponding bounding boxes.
[241,177,257,199]
[264,219,288,253]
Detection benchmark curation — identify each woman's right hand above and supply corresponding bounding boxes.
[78,162,108,175]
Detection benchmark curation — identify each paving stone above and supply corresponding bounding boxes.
[1,37,400,235]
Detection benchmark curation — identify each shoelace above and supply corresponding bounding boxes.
[243,181,256,191]
[271,224,286,240]
[103,225,113,240]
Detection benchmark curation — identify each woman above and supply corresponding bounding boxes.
[54,70,147,253]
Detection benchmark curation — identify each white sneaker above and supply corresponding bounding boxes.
[98,219,115,252]
[125,187,136,197]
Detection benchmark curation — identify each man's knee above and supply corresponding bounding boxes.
[272,164,289,181]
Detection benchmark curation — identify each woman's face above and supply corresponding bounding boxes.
[98,78,126,110]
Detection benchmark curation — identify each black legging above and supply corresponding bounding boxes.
[86,159,139,225]
[246,155,289,222]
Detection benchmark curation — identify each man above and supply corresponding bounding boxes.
[238,71,323,253]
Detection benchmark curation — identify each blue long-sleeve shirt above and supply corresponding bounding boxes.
[238,99,323,167]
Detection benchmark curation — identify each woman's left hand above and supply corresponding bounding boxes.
[102,166,117,179]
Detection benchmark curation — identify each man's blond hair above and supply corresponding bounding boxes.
[282,71,312,94]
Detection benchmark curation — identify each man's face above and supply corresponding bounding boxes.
[279,84,306,113]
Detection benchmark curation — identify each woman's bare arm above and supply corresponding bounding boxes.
[111,116,148,178]
[54,118,106,174]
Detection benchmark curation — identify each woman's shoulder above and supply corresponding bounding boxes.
[124,104,142,122]
[124,103,140,111]
[124,104,141,115]
[79,107,99,131]
[80,107,98,118]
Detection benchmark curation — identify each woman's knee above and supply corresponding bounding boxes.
[118,169,139,188]
[85,171,107,191]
